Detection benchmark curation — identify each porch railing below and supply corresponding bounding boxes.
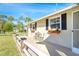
[15,36,46,56]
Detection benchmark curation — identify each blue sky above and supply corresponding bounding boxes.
[0,3,72,21]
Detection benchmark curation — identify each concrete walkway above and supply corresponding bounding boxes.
[26,36,79,56]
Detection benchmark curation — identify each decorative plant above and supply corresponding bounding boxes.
[31,29,36,33]
[48,28,60,34]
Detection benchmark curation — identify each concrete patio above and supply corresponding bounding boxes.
[24,36,79,56]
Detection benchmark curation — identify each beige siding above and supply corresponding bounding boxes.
[37,20,47,33]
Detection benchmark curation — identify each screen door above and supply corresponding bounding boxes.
[72,11,79,54]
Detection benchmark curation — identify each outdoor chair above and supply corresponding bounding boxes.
[34,31,45,41]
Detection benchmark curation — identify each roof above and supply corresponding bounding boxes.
[27,4,78,25]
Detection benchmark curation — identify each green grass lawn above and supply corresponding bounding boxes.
[0,33,20,56]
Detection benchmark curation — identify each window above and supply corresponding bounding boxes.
[35,22,37,30]
[30,22,37,30]
[50,17,60,29]
[33,24,35,29]
[30,24,32,30]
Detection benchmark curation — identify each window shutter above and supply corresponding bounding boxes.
[61,13,67,30]
[30,24,32,30]
[46,19,49,30]
[35,22,37,30]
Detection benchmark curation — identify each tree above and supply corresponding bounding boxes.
[16,21,23,32]
[0,19,3,32]
[0,15,7,33]
[3,21,13,32]
[19,16,25,21]
[7,16,14,21]
[17,16,32,32]
[19,16,32,23]
[0,15,7,19]
[25,17,32,32]
[17,16,25,32]
[25,17,32,23]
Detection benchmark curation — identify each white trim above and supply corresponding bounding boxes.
[71,9,73,50]
[48,18,50,29]
[72,9,79,54]
[49,16,61,30]
[60,15,62,30]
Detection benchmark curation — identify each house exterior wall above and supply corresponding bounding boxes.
[46,10,73,48]
[28,6,79,49]
[37,20,47,34]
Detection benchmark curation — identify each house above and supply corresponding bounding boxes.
[27,4,79,55]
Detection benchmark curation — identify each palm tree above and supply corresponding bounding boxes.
[25,17,32,23]
[16,20,23,32]
[19,16,25,21]
[16,16,25,32]
[0,15,7,19]
[0,15,7,33]
[25,17,32,32]
[7,16,14,22]
[18,16,32,24]
[18,16,25,26]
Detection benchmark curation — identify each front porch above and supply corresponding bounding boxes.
[24,36,79,56]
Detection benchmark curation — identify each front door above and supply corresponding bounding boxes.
[72,10,79,54]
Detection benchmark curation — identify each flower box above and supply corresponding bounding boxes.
[31,29,36,33]
[48,28,60,34]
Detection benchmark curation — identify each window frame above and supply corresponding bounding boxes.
[30,23,37,30]
[49,16,61,30]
